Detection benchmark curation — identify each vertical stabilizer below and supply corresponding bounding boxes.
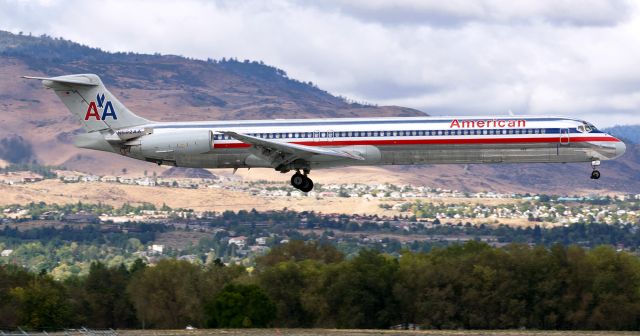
[23,74,151,132]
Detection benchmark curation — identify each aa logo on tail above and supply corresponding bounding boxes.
[84,94,117,120]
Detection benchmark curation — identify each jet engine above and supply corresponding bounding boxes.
[126,130,213,165]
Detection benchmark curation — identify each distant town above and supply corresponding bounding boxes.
[1,164,639,278]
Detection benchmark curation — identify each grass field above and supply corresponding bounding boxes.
[0,179,523,219]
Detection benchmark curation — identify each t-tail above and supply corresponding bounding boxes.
[23,74,151,132]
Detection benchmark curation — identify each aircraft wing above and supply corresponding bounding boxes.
[220,131,365,162]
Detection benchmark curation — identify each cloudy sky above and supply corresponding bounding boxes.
[2,0,640,126]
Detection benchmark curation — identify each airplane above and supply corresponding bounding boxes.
[23,74,626,192]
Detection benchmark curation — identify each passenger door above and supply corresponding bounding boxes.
[560,128,570,145]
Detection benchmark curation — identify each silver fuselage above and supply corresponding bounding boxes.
[117,116,626,170]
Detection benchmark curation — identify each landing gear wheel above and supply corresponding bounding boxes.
[291,173,306,189]
[299,177,314,192]
[290,172,314,192]
[591,170,601,179]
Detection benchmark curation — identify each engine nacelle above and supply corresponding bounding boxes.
[127,130,213,163]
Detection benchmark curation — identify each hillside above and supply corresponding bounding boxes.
[0,30,638,194]
[605,125,640,144]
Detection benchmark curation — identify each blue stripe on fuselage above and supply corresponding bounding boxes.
[150,116,583,129]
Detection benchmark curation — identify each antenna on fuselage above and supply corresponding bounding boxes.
[508,109,515,116]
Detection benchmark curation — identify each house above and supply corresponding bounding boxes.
[118,177,135,184]
[150,244,164,254]
[178,255,199,263]
[228,236,247,248]
[81,175,100,182]
[136,177,156,187]
[1,249,13,257]
[62,212,99,224]
[101,176,118,183]
[62,175,80,183]
[22,174,43,183]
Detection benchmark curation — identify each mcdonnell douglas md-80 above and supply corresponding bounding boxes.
[24,74,626,192]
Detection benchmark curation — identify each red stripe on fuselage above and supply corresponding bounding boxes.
[213,136,620,149]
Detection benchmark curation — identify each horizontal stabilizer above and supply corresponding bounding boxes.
[22,75,99,87]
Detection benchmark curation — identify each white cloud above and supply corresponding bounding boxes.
[1,0,639,126]
[303,0,631,26]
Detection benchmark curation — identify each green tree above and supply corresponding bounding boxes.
[80,262,137,328]
[12,274,72,330]
[127,259,206,328]
[0,265,33,328]
[205,284,276,328]
[256,240,343,269]
[318,249,399,328]
[258,260,319,327]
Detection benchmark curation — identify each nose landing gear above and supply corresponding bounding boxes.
[590,160,601,180]
[291,170,314,192]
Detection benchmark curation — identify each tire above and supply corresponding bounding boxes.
[291,173,305,188]
[591,170,601,179]
[300,177,314,192]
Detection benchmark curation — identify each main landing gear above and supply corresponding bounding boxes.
[590,160,601,180]
[291,170,313,192]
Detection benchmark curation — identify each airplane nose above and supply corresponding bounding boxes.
[614,139,626,158]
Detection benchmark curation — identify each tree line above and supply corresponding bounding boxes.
[2,241,640,330]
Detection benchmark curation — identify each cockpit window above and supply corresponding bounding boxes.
[577,122,596,133]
